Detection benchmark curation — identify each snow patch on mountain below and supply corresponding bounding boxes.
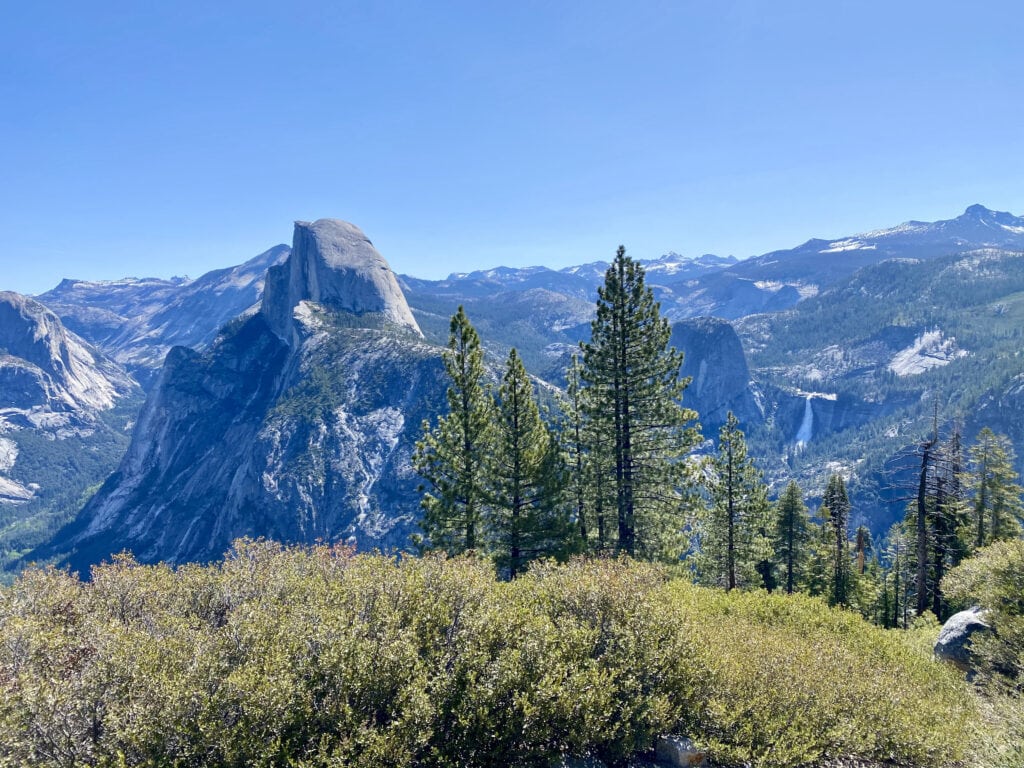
[820,239,878,254]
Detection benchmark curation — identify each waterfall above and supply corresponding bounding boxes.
[795,395,814,448]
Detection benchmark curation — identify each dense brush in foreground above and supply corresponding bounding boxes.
[0,543,976,767]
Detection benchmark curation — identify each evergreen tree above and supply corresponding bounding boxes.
[963,428,1024,548]
[822,474,852,606]
[883,522,913,629]
[774,480,811,594]
[558,354,616,552]
[698,412,771,590]
[487,349,572,577]
[579,246,700,560]
[802,507,834,600]
[414,306,494,555]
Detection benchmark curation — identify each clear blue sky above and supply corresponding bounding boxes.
[2,1,1023,295]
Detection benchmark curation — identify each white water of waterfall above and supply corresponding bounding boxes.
[795,395,814,448]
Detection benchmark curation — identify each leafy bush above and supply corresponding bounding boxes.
[943,539,1024,690]
[0,544,978,767]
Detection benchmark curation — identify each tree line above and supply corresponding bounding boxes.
[414,246,1024,626]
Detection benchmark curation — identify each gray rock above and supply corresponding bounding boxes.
[654,735,707,767]
[934,605,990,671]
[38,245,289,387]
[670,317,761,430]
[262,219,421,343]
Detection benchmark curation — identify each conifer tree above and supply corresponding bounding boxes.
[414,306,494,555]
[579,246,700,560]
[774,480,811,594]
[487,349,572,577]
[822,474,852,606]
[803,508,833,599]
[883,522,913,629]
[698,412,771,590]
[964,427,1024,548]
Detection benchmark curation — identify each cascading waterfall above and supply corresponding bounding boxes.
[795,395,814,448]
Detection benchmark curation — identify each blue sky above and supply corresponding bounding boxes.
[2,1,1023,294]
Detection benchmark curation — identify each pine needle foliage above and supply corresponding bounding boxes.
[414,306,494,555]
[487,348,573,577]
[579,246,700,560]
[823,474,852,606]
[774,480,812,594]
[963,427,1024,548]
[696,411,772,590]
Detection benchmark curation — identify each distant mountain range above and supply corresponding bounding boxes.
[3,204,1024,572]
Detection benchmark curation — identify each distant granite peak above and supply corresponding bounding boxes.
[262,219,421,342]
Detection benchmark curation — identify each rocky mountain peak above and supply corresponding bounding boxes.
[262,219,422,343]
[0,291,136,413]
[963,203,992,218]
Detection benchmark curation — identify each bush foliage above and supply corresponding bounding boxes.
[0,543,977,767]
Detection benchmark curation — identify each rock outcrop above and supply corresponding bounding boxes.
[669,317,761,429]
[41,221,444,573]
[262,219,421,343]
[934,606,990,673]
[0,292,137,415]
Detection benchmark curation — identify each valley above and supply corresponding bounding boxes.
[2,206,1024,573]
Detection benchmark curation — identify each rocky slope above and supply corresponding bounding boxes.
[0,292,140,565]
[38,245,289,385]
[41,221,447,572]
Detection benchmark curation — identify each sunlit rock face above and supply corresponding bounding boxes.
[42,221,445,574]
[0,292,139,533]
[262,219,421,344]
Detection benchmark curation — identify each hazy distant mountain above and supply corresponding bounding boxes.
[401,205,1024,322]
[0,292,141,566]
[38,245,289,385]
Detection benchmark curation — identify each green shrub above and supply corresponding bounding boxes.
[0,544,979,767]
[943,539,1024,689]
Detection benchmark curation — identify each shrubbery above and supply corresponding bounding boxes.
[0,543,977,767]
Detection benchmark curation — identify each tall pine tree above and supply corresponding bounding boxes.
[822,474,852,606]
[487,349,572,577]
[579,246,700,560]
[964,427,1024,548]
[414,306,494,555]
[774,480,811,594]
[698,412,772,590]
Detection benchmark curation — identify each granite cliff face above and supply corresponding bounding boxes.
[669,317,761,430]
[263,219,421,344]
[0,293,140,562]
[43,221,444,572]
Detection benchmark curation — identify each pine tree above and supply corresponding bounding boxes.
[774,480,811,594]
[882,522,912,629]
[802,508,833,600]
[487,349,572,577]
[822,474,852,606]
[414,306,494,555]
[964,427,1024,548]
[698,412,771,590]
[579,246,700,560]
